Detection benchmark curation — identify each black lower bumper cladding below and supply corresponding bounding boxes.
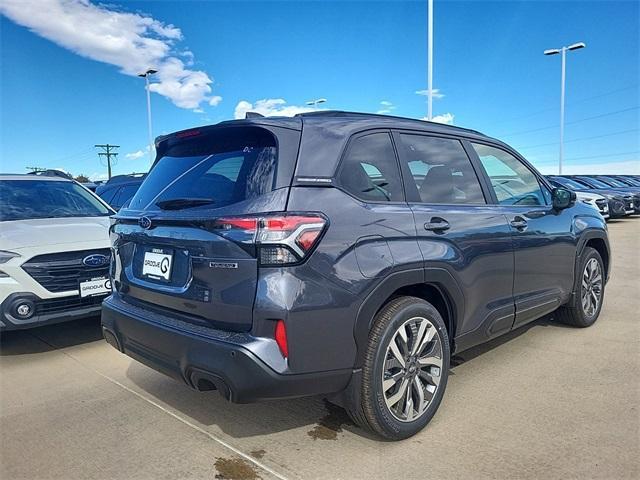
[101,296,351,403]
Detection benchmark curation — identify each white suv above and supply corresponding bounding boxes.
[0,175,114,330]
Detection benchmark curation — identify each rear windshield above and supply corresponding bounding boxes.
[0,180,111,221]
[129,127,278,211]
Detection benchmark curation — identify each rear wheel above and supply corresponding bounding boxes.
[348,296,450,440]
[555,247,605,327]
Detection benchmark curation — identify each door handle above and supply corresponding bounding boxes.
[510,217,528,230]
[424,217,450,232]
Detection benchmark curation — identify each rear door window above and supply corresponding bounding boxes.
[337,132,403,202]
[398,134,486,204]
[129,127,278,211]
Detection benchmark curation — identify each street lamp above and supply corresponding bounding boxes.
[138,68,157,165]
[544,42,586,174]
[306,98,327,109]
[427,0,433,120]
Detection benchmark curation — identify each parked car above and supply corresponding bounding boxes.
[547,176,624,218]
[568,175,639,214]
[0,175,114,330]
[102,111,610,440]
[610,175,640,187]
[95,173,146,210]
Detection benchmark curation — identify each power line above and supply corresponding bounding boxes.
[518,128,640,150]
[489,84,639,126]
[500,106,639,137]
[95,144,120,180]
[47,148,96,165]
[565,150,640,161]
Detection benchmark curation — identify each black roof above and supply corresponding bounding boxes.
[295,110,486,136]
[155,110,503,178]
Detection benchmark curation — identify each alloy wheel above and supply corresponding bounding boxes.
[581,258,603,318]
[381,316,443,422]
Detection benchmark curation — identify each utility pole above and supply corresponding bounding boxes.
[94,144,120,179]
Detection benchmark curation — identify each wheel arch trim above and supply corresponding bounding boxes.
[352,267,464,368]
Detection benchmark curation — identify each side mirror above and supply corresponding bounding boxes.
[552,187,575,209]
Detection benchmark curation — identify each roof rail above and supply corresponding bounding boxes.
[104,172,147,185]
[295,110,485,136]
[26,169,73,180]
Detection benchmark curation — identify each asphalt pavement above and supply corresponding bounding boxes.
[1,219,638,480]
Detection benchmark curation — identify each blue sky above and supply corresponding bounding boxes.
[1,0,638,180]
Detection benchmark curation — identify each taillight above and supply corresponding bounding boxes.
[212,213,327,266]
[275,319,288,358]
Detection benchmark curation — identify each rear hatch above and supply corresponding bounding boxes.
[111,123,302,331]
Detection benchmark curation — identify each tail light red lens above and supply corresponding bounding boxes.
[212,213,327,266]
[275,319,288,358]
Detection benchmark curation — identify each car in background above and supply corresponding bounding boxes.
[610,175,640,187]
[95,173,146,210]
[547,176,625,218]
[0,175,114,330]
[568,175,639,214]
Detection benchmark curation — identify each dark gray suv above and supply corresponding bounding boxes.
[102,111,610,439]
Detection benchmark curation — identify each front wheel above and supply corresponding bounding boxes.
[348,296,450,440]
[555,247,606,328]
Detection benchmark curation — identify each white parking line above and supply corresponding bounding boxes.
[32,334,291,480]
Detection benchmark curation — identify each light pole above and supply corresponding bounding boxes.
[427,0,433,120]
[138,68,157,166]
[306,98,327,109]
[544,42,585,174]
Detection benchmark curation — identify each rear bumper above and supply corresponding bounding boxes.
[101,295,352,403]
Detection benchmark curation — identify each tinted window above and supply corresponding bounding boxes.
[597,176,628,188]
[98,186,119,205]
[399,134,485,204]
[549,176,590,190]
[338,132,403,202]
[472,143,548,206]
[113,184,140,209]
[129,127,277,211]
[575,176,610,189]
[0,180,111,221]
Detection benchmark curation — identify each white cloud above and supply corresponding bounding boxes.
[422,113,455,124]
[377,100,396,115]
[415,89,445,99]
[208,95,222,107]
[0,0,220,110]
[126,150,145,160]
[90,172,109,181]
[234,99,315,119]
[126,144,152,160]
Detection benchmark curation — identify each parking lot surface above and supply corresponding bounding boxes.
[1,220,638,480]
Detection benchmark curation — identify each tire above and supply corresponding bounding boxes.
[347,296,450,440]
[555,247,606,328]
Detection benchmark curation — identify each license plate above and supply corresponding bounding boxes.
[79,277,112,298]
[142,251,173,281]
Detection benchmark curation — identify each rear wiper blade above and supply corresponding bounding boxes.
[155,197,216,210]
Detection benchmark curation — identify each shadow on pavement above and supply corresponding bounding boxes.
[124,313,570,440]
[124,359,370,439]
[0,316,103,356]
